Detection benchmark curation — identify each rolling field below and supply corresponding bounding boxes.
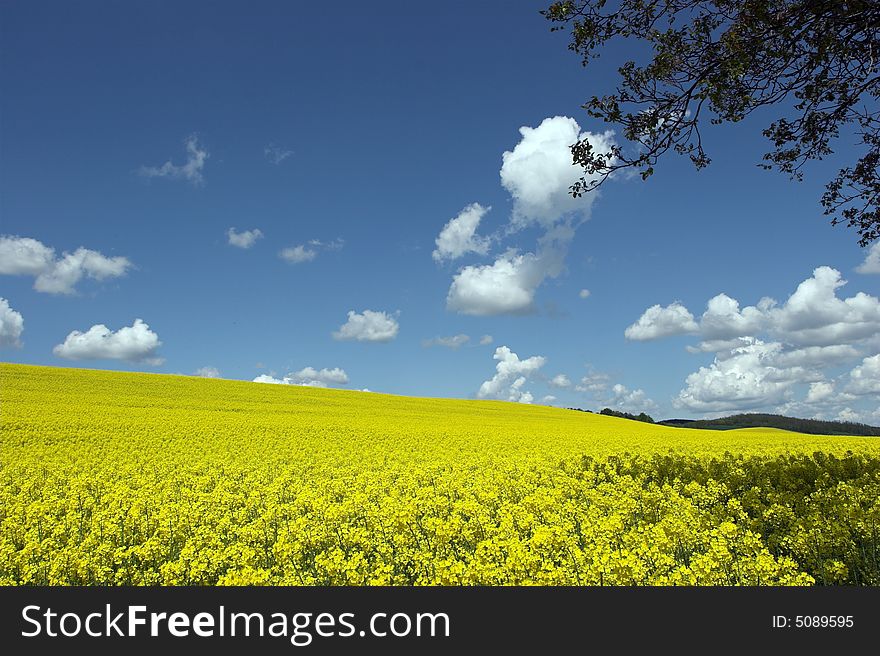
[3,362,880,585]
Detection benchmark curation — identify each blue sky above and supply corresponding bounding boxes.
[3,0,880,422]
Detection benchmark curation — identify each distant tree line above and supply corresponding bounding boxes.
[658,413,880,437]
[563,409,880,437]
[565,407,656,423]
[599,408,655,424]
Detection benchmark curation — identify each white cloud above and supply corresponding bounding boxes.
[0,298,24,347]
[579,289,591,299]
[253,367,349,387]
[479,334,493,345]
[227,228,263,249]
[139,135,208,185]
[264,143,293,164]
[423,334,470,349]
[447,251,540,315]
[605,383,659,414]
[195,366,221,378]
[767,267,880,346]
[837,407,863,422]
[699,293,770,340]
[549,374,571,389]
[541,395,557,404]
[566,366,657,414]
[53,319,162,363]
[438,116,611,316]
[0,236,131,295]
[856,242,880,274]
[0,236,55,275]
[652,266,880,416]
[772,344,861,368]
[280,244,317,264]
[686,337,757,354]
[478,346,546,401]
[624,302,698,341]
[630,267,880,348]
[632,267,880,416]
[805,381,837,404]
[627,266,880,412]
[35,248,131,295]
[446,227,570,316]
[432,203,491,262]
[288,366,349,387]
[845,354,880,396]
[333,310,399,342]
[280,239,343,264]
[575,371,610,393]
[500,116,615,229]
[253,374,286,384]
[673,339,809,413]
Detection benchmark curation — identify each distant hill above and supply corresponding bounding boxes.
[658,413,880,437]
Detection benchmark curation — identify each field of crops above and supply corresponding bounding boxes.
[3,362,880,585]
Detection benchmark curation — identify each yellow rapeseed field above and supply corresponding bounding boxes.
[3,362,880,585]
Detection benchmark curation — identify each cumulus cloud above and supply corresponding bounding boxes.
[333,310,399,342]
[673,339,815,413]
[772,344,861,369]
[0,236,55,275]
[575,371,610,394]
[845,354,880,396]
[837,407,864,422]
[805,381,837,404]
[253,374,286,384]
[605,383,659,414]
[500,116,615,229]
[195,366,221,378]
[541,395,557,404]
[139,135,208,185]
[479,334,493,345]
[566,366,655,413]
[856,242,880,274]
[53,319,162,363]
[0,235,132,295]
[446,225,572,316]
[432,203,491,262]
[34,249,131,295]
[0,298,24,347]
[253,367,349,387]
[264,143,293,164]
[423,334,470,349]
[629,267,880,416]
[699,293,770,340]
[227,228,263,249]
[478,346,546,403]
[629,267,880,348]
[436,116,613,316]
[288,366,349,387]
[686,337,757,354]
[767,267,880,346]
[579,289,591,299]
[625,302,699,341]
[280,244,317,264]
[447,251,544,316]
[549,374,571,389]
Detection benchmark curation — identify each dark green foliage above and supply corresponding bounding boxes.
[658,413,880,436]
[543,1,880,245]
[599,407,655,423]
